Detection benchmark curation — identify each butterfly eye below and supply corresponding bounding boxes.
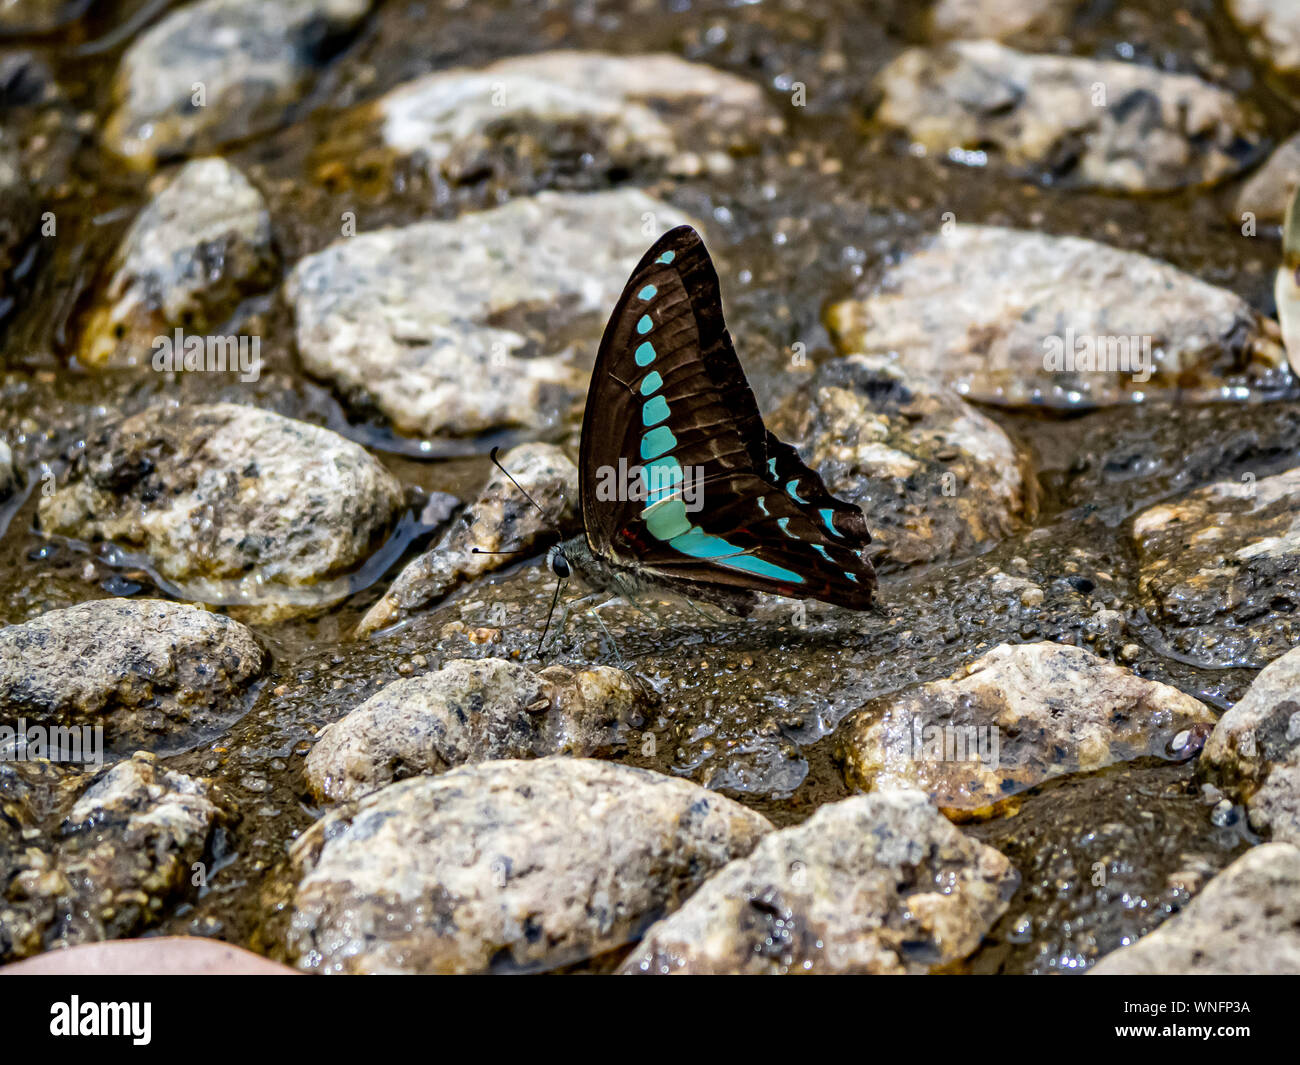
[550,552,570,579]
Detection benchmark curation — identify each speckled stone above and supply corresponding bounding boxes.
[0,753,230,962]
[928,0,1075,42]
[770,354,1037,570]
[1203,644,1300,844]
[1228,0,1300,77]
[364,50,778,185]
[1132,466,1300,665]
[104,0,373,167]
[305,658,648,802]
[1091,843,1300,974]
[876,41,1263,191]
[826,224,1286,409]
[836,641,1216,819]
[0,598,265,755]
[1234,132,1300,226]
[76,158,276,369]
[38,404,406,623]
[622,791,1017,974]
[358,442,576,635]
[286,757,772,973]
[285,190,697,439]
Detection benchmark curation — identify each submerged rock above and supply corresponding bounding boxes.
[1203,645,1300,844]
[928,0,1075,42]
[622,791,1016,974]
[1234,132,1300,227]
[1228,0,1300,78]
[1132,466,1300,665]
[358,442,576,635]
[0,599,265,756]
[286,189,695,440]
[38,404,406,623]
[770,355,1036,570]
[305,658,647,802]
[0,753,230,962]
[103,0,373,167]
[875,41,1262,191]
[77,158,276,369]
[325,50,776,191]
[1091,843,1300,974]
[826,224,1287,409]
[285,757,772,973]
[836,641,1216,819]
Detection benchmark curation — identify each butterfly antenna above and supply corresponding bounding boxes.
[490,446,547,517]
[536,575,564,658]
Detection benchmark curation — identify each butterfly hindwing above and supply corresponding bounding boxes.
[578,226,876,609]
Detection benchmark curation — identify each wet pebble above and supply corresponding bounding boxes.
[875,40,1264,191]
[304,657,647,802]
[826,224,1287,409]
[286,189,696,439]
[76,157,276,369]
[0,599,265,756]
[285,757,771,973]
[104,0,374,167]
[358,442,575,635]
[622,791,1017,974]
[836,641,1216,819]
[38,403,406,622]
[770,354,1037,570]
[1227,0,1300,78]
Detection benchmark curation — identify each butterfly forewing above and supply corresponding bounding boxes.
[578,225,876,609]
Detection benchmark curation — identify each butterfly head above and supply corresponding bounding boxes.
[546,543,571,580]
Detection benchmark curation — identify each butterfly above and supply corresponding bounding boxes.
[539,225,876,648]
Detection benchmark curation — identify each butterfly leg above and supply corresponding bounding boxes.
[684,598,727,624]
[586,599,625,664]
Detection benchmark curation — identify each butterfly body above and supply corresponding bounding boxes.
[548,225,876,633]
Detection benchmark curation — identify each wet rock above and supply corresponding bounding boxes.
[826,224,1287,409]
[287,189,694,440]
[1203,645,1300,844]
[928,0,1075,42]
[0,753,231,962]
[0,51,54,107]
[836,641,1216,819]
[1228,0,1300,78]
[0,598,266,756]
[622,791,1017,974]
[38,404,406,623]
[77,158,276,369]
[770,355,1036,570]
[0,128,35,301]
[358,442,576,635]
[330,50,777,190]
[1233,132,1300,227]
[305,658,647,802]
[285,757,772,973]
[875,41,1263,191]
[0,439,17,499]
[1132,466,1300,665]
[1091,843,1300,974]
[103,0,373,168]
